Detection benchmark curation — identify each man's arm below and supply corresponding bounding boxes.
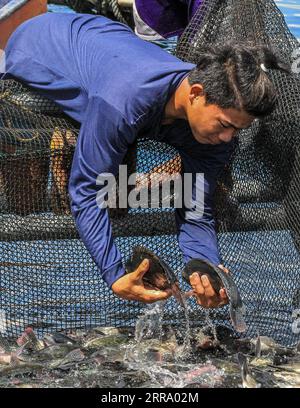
[175,142,234,307]
[69,95,171,302]
[69,96,130,287]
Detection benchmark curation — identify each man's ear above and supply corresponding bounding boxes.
[189,83,204,104]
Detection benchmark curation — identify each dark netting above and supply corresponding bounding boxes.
[175,0,300,345]
[0,79,183,339]
[62,0,134,26]
[0,0,300,346]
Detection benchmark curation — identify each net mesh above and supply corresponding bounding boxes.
[0,0,299,346]
[176,0,300,345]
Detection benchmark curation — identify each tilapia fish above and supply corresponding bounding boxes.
[125,246,183,305]
[182,259,247,333]
[238,352,260,388]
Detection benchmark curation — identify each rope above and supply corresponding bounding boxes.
[108,0,129,25]
[65,1,130,26]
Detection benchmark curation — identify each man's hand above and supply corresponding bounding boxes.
[111,259,172,304]
[187,265,229,308]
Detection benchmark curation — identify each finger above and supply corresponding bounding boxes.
[218,265,230,274]
[214,289,228,307]
[219,288,228,300]
[201,275,216,298]
[142,289,172,303]
[134,258,150,279]
[189,273,205,295]
[190,274,213,307]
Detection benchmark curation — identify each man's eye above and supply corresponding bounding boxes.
[219,121,230,129]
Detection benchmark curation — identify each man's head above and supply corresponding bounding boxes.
[183,42,290,145]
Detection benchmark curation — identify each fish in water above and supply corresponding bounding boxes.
[252,336,297,358]
[49,348,85,370]
[16,327,45,351]
[125,246,183,305]
[43,332,77,347]
[0,353,13,365]
[237,352,260,388]
[182,259,247,333]
[83,333,128,350]
[183,364,223,387]
[193,329,220,351]
[143,337,179,363]
[0,343,32,367]
[93,327,121,336]
[0,337,11,354]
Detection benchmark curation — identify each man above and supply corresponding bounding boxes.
[2,13,288,308]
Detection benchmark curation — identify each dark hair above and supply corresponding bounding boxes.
[188,42,291,117]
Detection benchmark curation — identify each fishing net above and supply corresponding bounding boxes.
[0,0,299,346]
[63,0,134,26]
[176,0,300,345]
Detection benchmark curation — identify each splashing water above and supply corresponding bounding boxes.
[134,294,191,358]
[177,292,192,355]
[204,309,218,342]
[121,297,226,388]
[134,302,165,343]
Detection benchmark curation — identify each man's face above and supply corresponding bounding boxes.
[186,89,255,145]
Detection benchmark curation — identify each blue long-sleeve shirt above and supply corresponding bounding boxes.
[3,13,233,287]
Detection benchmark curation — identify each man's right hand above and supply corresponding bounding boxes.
[111,259,172,303]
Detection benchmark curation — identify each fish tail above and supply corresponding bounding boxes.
[237,352,249,384]
[255,336,262,358]
[230,306,247,333]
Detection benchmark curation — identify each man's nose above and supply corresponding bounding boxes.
[218,128,236,143]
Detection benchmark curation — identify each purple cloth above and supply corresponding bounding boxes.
[135,0,202,38]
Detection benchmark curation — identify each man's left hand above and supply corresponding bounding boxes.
[187,265,229,308]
